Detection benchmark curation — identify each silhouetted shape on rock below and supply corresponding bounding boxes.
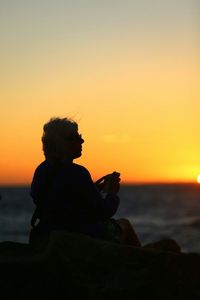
[144,238,181,253]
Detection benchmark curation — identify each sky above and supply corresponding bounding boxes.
[0,0,199,185]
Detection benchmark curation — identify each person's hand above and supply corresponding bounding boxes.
[95,176,107,191]
[95,172,121,194]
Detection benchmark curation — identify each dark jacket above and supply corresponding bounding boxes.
[30,161,120,237]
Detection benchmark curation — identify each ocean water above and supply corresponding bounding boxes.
[0,184,200,253]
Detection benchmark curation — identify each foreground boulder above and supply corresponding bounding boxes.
[0,231,200,299]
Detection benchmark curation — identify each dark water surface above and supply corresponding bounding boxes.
[0,184,200,252]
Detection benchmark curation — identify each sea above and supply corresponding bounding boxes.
[0,184,200,253]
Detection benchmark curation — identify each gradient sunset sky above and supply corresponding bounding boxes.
[0,0,199,185]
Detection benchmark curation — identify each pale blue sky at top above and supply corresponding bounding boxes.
[1,0,198,88]
[0,0,197,42]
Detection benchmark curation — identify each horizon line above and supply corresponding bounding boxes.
[0,181,198,188]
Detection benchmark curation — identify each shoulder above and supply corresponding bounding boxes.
[72,163,91,176]
[34,161,51,174]
[32,161,55,182]
[71,163,93,182]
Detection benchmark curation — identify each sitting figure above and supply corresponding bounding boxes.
[29,117,141,247]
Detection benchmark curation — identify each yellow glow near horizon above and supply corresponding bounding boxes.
[197,176,200,184]
[0,1,199,185]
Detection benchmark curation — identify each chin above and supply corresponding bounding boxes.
[74,152,82,159]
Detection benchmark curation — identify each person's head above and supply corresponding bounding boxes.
[42,117,84,163]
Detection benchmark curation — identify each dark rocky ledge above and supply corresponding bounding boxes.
[0,231,200,299]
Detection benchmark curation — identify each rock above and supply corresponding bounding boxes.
[144,238,181,253]
[0,231,200,299]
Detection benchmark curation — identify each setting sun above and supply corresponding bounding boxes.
[197,175,200,184]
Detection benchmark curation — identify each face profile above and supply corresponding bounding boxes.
[65,133,84,159]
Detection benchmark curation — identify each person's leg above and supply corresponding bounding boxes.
[116,218,141,247]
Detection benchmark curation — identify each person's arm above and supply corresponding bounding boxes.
[30,163,52,204]
[30,168,44,204]
[79,167,120,220]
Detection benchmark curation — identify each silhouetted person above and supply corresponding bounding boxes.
[29,117,141,246]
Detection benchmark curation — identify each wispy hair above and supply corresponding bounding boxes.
[42,117,78,161]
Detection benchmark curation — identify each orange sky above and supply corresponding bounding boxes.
[0,0,199,185]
